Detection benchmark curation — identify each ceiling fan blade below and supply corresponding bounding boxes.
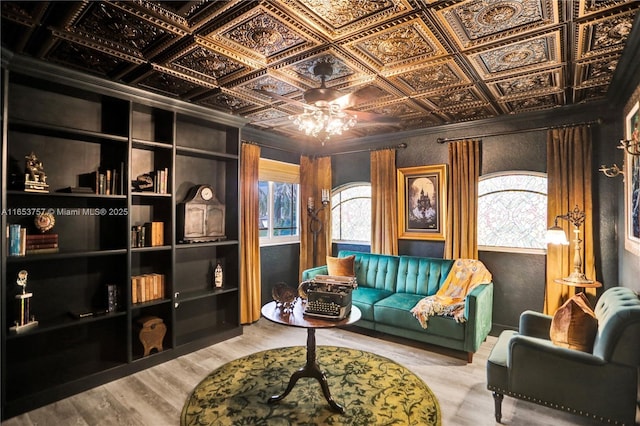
[333,86,385,109]
[349,109,400,125]
[253,89,307,109]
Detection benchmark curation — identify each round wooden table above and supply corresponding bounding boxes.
[261,299,361,414]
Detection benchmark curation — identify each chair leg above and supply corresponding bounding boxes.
[467,352,473,363]
[492,392,504,423]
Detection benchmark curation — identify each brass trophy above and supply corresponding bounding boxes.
[10,270,38,333]
[24,152,49,193]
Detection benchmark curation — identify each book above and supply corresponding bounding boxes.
[9,224,22,256]
[58,186,95,194]
[26,233,58,243]
[26,247,59,254]
[26,242,59,250]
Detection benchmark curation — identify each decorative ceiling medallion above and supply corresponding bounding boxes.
[576,0,638,18]
[438,0,556,49]
[195,90,255,112]
[424,87,485,109]
[365,100,426,118]
[68,2,174,57]
[170,45,246,82]
[504,93,563,113]
[297,0,393,29]
[470,32,559,77]
[246,108,290,124]
[278,0,411,38]
[488,68,561,99]
[290,54,353,84]
[221,10,306,58]
[576,9,637,59]
[240,74,300,97]
[347,18,447,71]
[575,55,620,88]
[45,39,131,77]
[391,60,468,94]
[136,68,204,98]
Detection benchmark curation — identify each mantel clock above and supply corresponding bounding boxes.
[177,184,226,243]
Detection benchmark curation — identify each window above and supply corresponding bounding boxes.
[331,183,371,243]
[477,172,547,253]
[259,159,300,245]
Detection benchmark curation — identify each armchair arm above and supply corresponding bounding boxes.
[508,334,637,424]
[463,282,493,353]
[301,265,328,281]
[518,310,552,340]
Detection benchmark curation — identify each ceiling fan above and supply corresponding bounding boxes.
[255,60,399,142]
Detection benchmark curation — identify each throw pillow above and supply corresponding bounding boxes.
[326,255,355,277]
[549,292,598,352]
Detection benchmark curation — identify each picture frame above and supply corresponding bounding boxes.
[624,101,640,256]
[397,164,447,241]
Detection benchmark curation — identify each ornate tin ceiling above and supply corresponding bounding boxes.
[2,0,639,140]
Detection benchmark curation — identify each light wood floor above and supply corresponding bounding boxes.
[1,319,625,426]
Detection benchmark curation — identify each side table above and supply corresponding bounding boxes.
[261,299,361,414]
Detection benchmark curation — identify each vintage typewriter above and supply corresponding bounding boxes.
[302,275,357,320]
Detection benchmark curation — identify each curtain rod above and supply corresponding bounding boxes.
[436,119,602,144]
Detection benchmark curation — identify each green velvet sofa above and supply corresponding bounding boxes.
[302,250,494,362]
[486,286,640,425]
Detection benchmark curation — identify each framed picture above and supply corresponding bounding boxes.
[624,101,640,256]
[397,164,447,240]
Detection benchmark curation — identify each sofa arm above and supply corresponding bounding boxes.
[301,265,328,281]
[509,334,605,367]
[519,310,552,340]
[463,282,493,353]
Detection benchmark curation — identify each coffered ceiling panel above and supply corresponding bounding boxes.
[2,0,639,142]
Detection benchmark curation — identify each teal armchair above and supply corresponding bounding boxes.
[486,287,640,425]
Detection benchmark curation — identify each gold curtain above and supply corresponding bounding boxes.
[240,142,261,324]
[444,139,481,260]
[299,155,332,276]
[371,149,398,255]
[544,125,596,314]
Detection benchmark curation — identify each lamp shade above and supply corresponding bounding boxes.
[545,226,570,245]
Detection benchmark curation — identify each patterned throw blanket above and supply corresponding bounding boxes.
[411,259,492,328]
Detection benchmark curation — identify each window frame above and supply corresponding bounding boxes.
[259,159,301,247]
[477,171,548,255]
[330,182,372,245]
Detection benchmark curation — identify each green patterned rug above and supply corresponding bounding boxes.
[181,345,441,425]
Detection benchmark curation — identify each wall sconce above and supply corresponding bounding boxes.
[307,189,330,266]
[545,205,594,285]
[599,163,624,178]
[618,138,640,156]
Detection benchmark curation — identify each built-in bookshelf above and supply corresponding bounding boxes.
[1,56,244,419]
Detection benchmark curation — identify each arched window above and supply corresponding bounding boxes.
[477,172,547,253]
[331,183,371,243]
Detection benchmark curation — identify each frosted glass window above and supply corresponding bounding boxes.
[478,172,547,251]
[331,183,371,243]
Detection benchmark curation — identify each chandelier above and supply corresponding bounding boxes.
[290,103,357,143]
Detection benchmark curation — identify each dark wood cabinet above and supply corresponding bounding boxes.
[1,57,244,419]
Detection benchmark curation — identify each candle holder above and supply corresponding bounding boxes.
[307,190,330,266]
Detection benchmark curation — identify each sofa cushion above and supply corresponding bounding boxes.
[327,255,355,277]
[373,293,465,340]
[396,256,454,296]
[338,250,399,292]
[550,292,598,352]
[352,287,394,321]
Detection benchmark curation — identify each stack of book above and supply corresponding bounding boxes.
[79,163,124,195]
[7,224,26,256]
[25,233,59,254]
[131,273,165,304]
[131,222,164,247]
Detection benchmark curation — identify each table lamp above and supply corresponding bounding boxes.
[545,205,594,284]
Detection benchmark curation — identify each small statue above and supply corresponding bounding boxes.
[24,152,49,193]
